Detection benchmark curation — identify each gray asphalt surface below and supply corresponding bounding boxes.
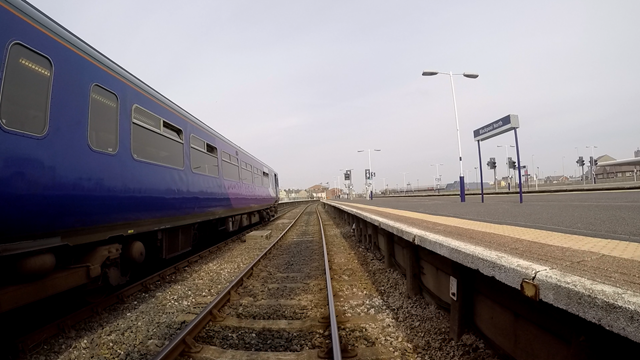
[336,190,640,243]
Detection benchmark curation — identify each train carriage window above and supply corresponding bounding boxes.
[88,85,118,153]
[132,105,161,130]
[254,167,262,185]
[191,136,205,150]
[263,171,270,188]
[190,135,219,177]
[162,122,182,141]
[131,105,184,168]
[0,43,53,136]
[222,151,240,181]
[240,160,252,184]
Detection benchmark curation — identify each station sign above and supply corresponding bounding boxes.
[473,114,520,142]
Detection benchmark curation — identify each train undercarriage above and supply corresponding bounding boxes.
[0,205,278,313]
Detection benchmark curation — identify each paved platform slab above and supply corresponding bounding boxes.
[325,200,640,343]
[336,191,640,243]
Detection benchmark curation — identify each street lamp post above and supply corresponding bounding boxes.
[422,70,478,202]
[532,154,538,190]
[474,167,478,186]
[358,149,381,198]
[430,163,443,192]
[402,172,408,195]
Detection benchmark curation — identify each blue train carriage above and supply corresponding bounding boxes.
[0,0,279,312]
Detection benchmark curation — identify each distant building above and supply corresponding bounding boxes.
[282,189,304,200]
[445,181,491,190]
[307,184,327,199]
[595,154,639,180]
[466,182,491,190]
[544,175,569,184]
[326,188,342,199]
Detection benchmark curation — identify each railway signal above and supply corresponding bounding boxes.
[508,157,517,170]
[365,169,371,181]
[589,156,598,184]
[487,157,498,191]
[577,156,585,185]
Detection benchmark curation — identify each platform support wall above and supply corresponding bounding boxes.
[371,224,379,251]
[449,263,471,341]
[404,243,421,298]
[323,202,640,360]
[384,231,394,269]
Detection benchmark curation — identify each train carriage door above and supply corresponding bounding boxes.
[274,173,279,193]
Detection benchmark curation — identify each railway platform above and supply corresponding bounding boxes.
[323,199,640,359]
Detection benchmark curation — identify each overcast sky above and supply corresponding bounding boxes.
[30,0,640,191]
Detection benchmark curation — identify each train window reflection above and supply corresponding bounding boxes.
[131,105,184,168]
[190,135,219,177]
[0,43,53,136]
[88,85,118,153]
[222,151,240,181]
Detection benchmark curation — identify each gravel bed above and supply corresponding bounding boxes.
[337,325,377,348]
[252,272,324,284]
[237,282,326,302]
[200,207,332,353]
[195,326,327,352]
[223,303,322,320]
[254,239,325,274]
[320,207,500,360]
[26,206,307,360]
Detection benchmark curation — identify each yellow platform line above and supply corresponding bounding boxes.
[338,202,640,262]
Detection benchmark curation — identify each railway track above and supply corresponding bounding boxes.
[152,204,396,360]
[8,205,307,359]
[18,202,498,359]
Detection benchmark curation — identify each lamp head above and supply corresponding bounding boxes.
[422,71,439,76]
[463,73,479,79]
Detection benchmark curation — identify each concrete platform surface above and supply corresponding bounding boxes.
[336,191,640,243]
[325,200,640,343]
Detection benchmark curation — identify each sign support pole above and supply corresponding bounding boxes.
[477,140,484,203]
[514,128,523,204]
[473,114,523,204]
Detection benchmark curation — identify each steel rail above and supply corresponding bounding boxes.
[151,203,313,360]
[317,207,342,359]
[15,205,299,356]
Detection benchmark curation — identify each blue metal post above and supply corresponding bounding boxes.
[459,175,466,202]
[478,141,484,203]
[514,128,523,203]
